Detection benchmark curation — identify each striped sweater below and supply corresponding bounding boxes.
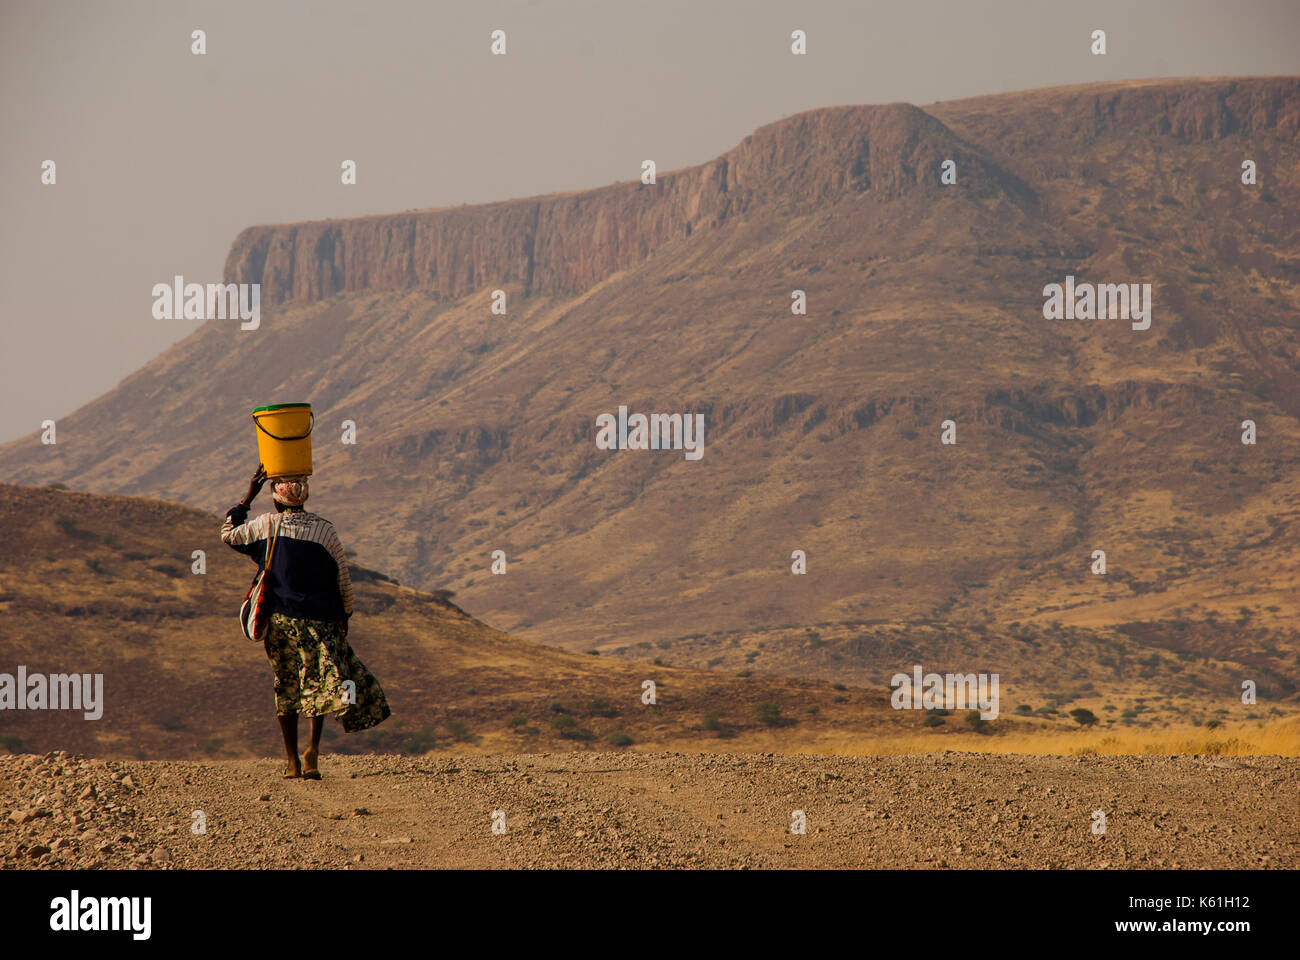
[221,505,353,623]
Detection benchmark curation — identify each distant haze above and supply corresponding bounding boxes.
[2,0,1298,443]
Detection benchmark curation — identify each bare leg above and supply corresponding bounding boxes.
[278,714,302,778]
[302,716,324,779]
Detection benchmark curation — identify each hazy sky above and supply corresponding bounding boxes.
[2,0,1298,444]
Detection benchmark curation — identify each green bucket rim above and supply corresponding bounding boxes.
[252,402,312,414]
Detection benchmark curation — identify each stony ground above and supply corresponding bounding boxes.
[3,750,1296,869]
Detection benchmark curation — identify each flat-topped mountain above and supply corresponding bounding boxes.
[2,78,1297,710]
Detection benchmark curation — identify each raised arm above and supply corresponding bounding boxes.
[221,464,269,554]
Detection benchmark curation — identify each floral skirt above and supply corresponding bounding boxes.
[263,613,391,732]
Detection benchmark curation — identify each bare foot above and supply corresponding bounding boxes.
[283,757,302,779]
[302,746,321,780]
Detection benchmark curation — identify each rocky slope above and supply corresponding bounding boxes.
[0,484,914,760]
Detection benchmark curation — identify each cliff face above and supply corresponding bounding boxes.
[930,77,1300,184]
[224,103,1025,307]
[1029,77,1300,141]
[225,79,1300,312]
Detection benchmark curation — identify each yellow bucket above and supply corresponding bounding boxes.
[252,403,314,478]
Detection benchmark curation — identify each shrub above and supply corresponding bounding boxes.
[507,716,527,728]
[700,711,722,732]
[922,713,945,727]
[1069,708,1099,727]
[588,697,617,717]
[753,701,783,726]
[444,720,475,742]
[399,724,442,754]
[964,710,989,733]
[607,732,633,747]
[550,714,577,730]
[1014,704,1033,715]
[55,514,77,534]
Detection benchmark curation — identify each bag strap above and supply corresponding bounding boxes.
[264,513,282,573]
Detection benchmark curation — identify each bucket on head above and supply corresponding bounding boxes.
[252,403,314,478]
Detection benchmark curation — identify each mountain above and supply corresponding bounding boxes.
[1,78,1298,712]
[0,485,909,759]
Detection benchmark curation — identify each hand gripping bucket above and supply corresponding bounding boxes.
[252,403,314,478]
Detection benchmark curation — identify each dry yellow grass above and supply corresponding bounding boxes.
[410,718,1300,759]
[820,716,1300,758]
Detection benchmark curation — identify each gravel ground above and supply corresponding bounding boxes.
[3,750,1296,869]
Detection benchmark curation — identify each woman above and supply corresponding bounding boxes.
[222,465,390,779]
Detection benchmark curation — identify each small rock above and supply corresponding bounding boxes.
[258,794,271,802]
[353,807,371,817]
[121,775,137,790]
[151,846,172,862]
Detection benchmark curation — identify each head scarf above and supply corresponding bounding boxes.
[270,475,309,508]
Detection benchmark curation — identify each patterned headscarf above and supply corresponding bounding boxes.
[271,475,310,507]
